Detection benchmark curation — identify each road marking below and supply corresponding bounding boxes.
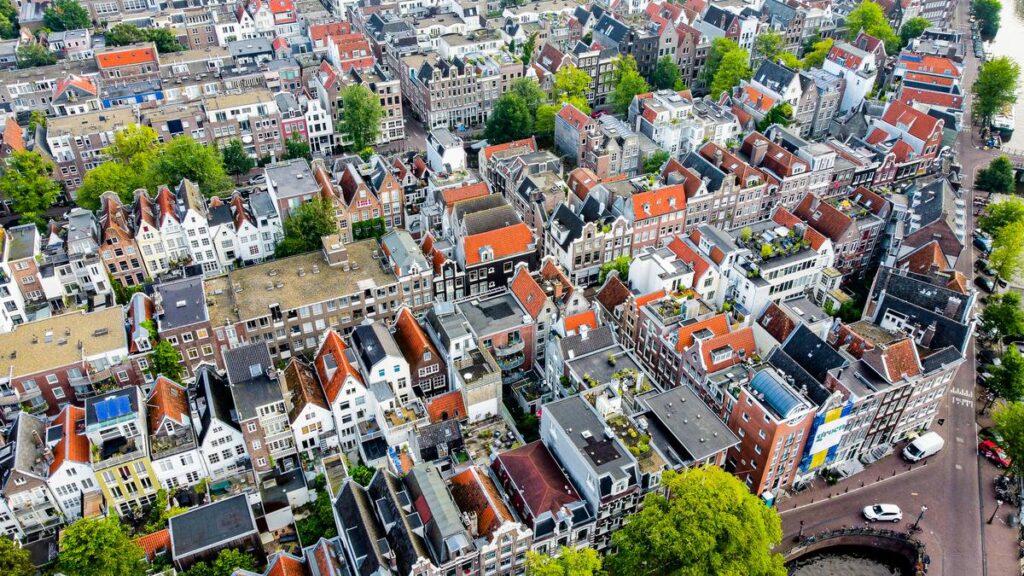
[950,387,974,399]
[956,436,965,444]
[956,464,963,470]
[952,396,975,408]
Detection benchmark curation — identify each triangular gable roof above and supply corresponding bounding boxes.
[147,376,189,433]
[510,267,547,320]
[314,329,364,403]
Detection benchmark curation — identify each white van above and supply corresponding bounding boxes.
[902,432,945,462]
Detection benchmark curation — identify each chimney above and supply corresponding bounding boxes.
[714,148,723,167]
[553,280,563,301]
[751,138,769,166]
[919,323,936,348]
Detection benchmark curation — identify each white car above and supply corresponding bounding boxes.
[248,174,267,185]
[863,504,903,523]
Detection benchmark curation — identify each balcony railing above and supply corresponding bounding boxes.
[493,339,525,356]
[495,354,525,371]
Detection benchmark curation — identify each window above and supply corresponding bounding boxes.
[46,374,59,385]
[253,441,262,450]
[53,387,65,399]
[247,422,257,432]
[209,453,221,463]
[257,458,267,467]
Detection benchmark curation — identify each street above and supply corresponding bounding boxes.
[779,1,1024,573]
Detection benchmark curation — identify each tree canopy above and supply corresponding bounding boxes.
[350,462,376,486]
[180,548,258,576]
[753,32,787,63]
[599,255,631,284]
[284,131,312,161]
[0,534,34,576]
[16,43,57,68]
[972,56,1020,123]
[106,23,185,53]
[148,137,232,197]
[150,340,184,381]
[297,475,338,546]
[553,64,592,102]
[43,0,90,31]
[58,516,147,576]
[981,197,1024,235]
[845,0,900,54]
[801,37,834,69]
[485,92,534,144]
[644,150,670,175]
[652,55,685,90]
[981,292,1024,341]
[757,103,793,132]
[275,196,337,257]
[704,37,742,85]
[607,466,785,576]
[973,0,1003,40]
[0,150,62,228]
[222,139,255,179]
[340,84,383,152]
[710,48,752,99]
[609,55,650,115]
[976,155,1016,193]
[526,547,602,576]
[989,345,1024,403]
[994,401,1024,477]
[510,77,547,117]
[990,220,1024,283]
[0,0,18,39]
[898,16,931,48]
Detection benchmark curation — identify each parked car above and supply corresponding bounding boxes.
[974,234,993,254]
[976,276,995,293]
[979,440,1012,468]
[903,432,945,462]
[248,174,267,185]
[979,427,1006,448]
[863,504,903,523]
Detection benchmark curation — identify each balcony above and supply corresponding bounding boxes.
[493,339,525,356]
[93,436,143,468]
[149,430,197,459]
[495,354,525,371]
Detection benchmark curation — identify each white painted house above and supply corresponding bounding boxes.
[192,367,249,480]
[148,377,208,491]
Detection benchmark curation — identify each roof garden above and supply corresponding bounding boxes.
[606,413,665,474]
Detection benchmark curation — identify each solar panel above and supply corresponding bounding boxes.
[95,400,110,421]
[116,396,131,417]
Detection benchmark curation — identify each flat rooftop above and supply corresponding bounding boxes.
[457,293,527,337]
[642,386,739,463]
[0,307,126,379]
[169,494,256,557]
[156,276,209,330]
[205,240,395,323]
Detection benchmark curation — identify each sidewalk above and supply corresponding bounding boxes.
[977,410,1022,576]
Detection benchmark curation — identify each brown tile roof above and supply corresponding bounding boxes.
[557,103,592,130]
[147,376,189,433]
[282,358,328,422]
[757,302,797,344]
[667,236,710,285]
[881,100,942,142]
[492,441,581,521]
[137,529,171,561]
[596,274,631,313]
[426,390,466,423]
[897,241,946,275]
[676,314,729,353]
[946,271,968,294]
[566,167,600,200]
[510,267,547,319]
[699,326,755,372]
[463,223,534,265]
[482,137,536,161]
[794,194,854,243]
[863,337,921,383]
[2,117,24,154]
[49,405,89,475]
[442,182,490,209]
[266,553,306,576]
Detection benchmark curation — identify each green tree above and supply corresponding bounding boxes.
[43,0,90,31]
[340,84,383,152]
[801,37,834,69]
[275,196,337,257]
[0,150,61,228]
[350,463,376,486]
[757,102,794,132]
[990,220,1024,283]
[989,346,1024,403]
[599,255,631,284]
[652,55,684,90]
[0,0,18,40]
[981,292,1024,341]
[143,27,185,53]
[535,104,560,141]
[980,197,1024,235]
[777,52,802,69]
[710,48,751,99]
[521,32,538,66]
[16,43,57,68]
[28,110,47,134]
[973,0,1002,40]
[607,466,785,576]
[899,16,931,48]
[972,56,1020,123]
[211,549,257,576]
[222,139,255,180]
[143,488,188,533]
[994,401,1024,477]
[106,124,159,164]
[105,22,146,45]
[761,243,774,259]
[837,299,863,322]
[753,31,786,62]
[526,547,602,576]
[58,516,146,576]
[150,340,184,381]
[284,131,311,161]
[845,0,899,54]
[484,92,533,144]
[553,64,592,101]
[351,216,386,240]
[147,136,231,196]
[297,476,338,545]
[76,162,147,210]
[510,77,547,118]
[976,155,1016,193]
[703,37,742,85]
[609,55,650,115]
[644,150,670,174]
[0,533,34,576]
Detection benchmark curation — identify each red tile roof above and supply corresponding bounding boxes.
[566,167,600,200]
[757,302,797,344]
[635,289,666,308]
[147,376,189,433]
[864,338,921,383]
[827,44,865,70]
[564,310,597,334]
[137,529,171,562]
[699,142,764,188]
[903,71,956,86]
[427,390,466,423]
[676,314,729,353]
[309,22,350,43]
[898,54,961,77]
[794,194,853,242]
[772,207,829,250]
[392,307,441,367]
[1,117,24,155]
[666,236,710,285]
[630,184,686,221]
[898,88,963,110]
[266,553,306,576]
[699,326,755,372]
[97,45,158,68]
[315,329,363,403]
[880,100,942,142]
[463,223,533,265]
[897,241,946,274]
[442,182,490,209]
[557,103,592,130]
[49,405,89,475]
[492,441,581,521]
[740,85,775,114]
[449,467,513,538]
[268,0,294,14]
[482,137,536,161]
[510,267,547,319]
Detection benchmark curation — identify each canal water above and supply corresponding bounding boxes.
[787,545,910,576]
[986,0,1024,148]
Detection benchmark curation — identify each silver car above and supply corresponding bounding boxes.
[863,504,903,523]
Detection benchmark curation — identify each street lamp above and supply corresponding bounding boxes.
[912,505,928,531]
[988,499,1003,525]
